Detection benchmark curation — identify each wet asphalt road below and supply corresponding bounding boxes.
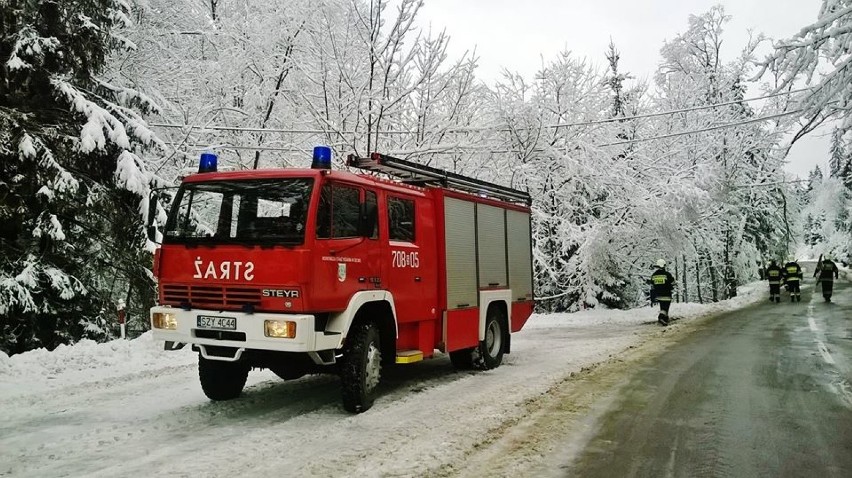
[567,268,852,477]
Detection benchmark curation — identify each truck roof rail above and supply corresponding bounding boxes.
[346,152,532,205]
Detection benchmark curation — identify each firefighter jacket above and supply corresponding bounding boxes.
[651,268,675,301]
[816,259,839,282]
[765,264,783,285]
[783,262,802,282]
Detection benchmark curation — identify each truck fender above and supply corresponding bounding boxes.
[479,290,513,341]
[320,291,398,350]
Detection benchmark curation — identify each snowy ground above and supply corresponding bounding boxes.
[0,283,764,477]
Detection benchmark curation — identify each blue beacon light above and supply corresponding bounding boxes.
[311,145,332,169]
[198,152,218,173]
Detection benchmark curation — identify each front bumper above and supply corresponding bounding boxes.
[150,306,342,354]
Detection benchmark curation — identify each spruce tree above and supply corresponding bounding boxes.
[807,166,823,193]
[829,128,845,179]
[1,0,161,354]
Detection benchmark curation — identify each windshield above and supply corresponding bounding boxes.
[164,178,313,245]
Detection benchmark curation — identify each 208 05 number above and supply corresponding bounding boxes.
[391,251,420,268]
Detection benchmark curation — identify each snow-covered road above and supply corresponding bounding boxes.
[0,285,763,477]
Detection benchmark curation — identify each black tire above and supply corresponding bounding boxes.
[340,322,382,413]
[473,305,506,370]
[198,355,250,401]
[449,347,475,370]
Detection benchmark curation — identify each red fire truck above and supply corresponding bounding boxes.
[149,147,534,412]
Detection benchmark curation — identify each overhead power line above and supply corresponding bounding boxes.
[149,87,811,136]
[172,108,802,155]
[542,87,809,131]
[595,109,803,147]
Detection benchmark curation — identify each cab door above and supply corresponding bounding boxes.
[310,181,383,311]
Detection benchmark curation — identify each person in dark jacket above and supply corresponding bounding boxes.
[765,259,783,303]
[783,258,803,302]
[651,259,676,326]
[814,256,840,302]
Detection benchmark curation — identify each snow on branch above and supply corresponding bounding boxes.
[51,77,165,168]
[5,26,61,71]
[115,151,151,197]
[47,76,166,238]
[22,135,80,197]
[53,79,131,152]
[0,255,87,316]
[32,213,66,242]
[0,275,37,316]
[756,0,852,135]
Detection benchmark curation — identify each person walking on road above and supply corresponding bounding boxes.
[651,259,676,326]
[765,259,783,303]
[814,256,840,302]
[783,258,803,302]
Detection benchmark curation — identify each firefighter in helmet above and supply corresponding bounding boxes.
[814,255,840,302]
[783,257,803,302]
[765,259,783,303]
[651,259,676,326]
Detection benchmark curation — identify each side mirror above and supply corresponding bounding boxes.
[147,190,159,243]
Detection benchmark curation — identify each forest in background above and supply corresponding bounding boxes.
[2,0,851,354]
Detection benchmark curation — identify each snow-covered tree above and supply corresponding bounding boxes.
[0,0,162,354]
[489,52,630,311]
[757,0,852,141]
[645,5,790,300]
[118,0,486,170]
[828,127,852,190]
[808,165,824,191]
[801,175,851,262]
[112,0,319,172]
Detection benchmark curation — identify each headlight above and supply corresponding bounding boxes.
[264,320,296,338]
[152,312,177,330]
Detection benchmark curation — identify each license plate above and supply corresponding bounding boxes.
[196,315,237,330]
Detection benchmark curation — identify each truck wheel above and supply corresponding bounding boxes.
[198,355,250,401]
[473,306,506,370]
[449,348,475,370]
[340,322,382,413]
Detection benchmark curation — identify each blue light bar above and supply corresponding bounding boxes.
[199,152,218,173]
[312,145,332,169]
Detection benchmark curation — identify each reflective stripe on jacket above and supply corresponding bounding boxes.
[766,266,782,285]
[651,268,675,298]
[784,262,802,282]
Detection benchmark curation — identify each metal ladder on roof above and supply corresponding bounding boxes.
[346,152,532,205]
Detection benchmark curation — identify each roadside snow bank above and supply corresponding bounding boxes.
[529,280,764,328]
[0,331,195,397]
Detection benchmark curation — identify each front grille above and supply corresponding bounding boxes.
[162,284,261,310]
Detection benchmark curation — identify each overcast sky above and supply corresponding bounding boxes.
[416,0,830,179]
